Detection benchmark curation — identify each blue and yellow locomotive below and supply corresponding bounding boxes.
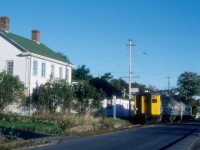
[134,90,192,124]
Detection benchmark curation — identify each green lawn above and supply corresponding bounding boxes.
[0,120,60,135]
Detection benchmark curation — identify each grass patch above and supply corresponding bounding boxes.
[0,113,132,149]
[0,120,60,135]
[0,120,53,128]
[0,113,131,136]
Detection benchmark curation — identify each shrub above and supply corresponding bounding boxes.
[56,120,74,131]
[99,118,114,129]
[0,71,25,112]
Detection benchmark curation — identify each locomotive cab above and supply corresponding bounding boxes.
[134,91,161,123]
[134,91,192,124]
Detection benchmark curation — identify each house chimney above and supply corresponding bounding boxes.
[32,30,40,44]
[0,16,9,31]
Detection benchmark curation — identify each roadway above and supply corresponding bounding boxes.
[32,121,200,150]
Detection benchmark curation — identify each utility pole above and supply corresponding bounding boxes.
[113,95,116,119]
[166,76,171,96]
[126,39,135,118]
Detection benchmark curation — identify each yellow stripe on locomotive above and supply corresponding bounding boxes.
[134,91,192,123]
[134,92,161,116]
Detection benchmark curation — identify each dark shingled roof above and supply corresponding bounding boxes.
[90,78,122,98]
[0,29,69,63]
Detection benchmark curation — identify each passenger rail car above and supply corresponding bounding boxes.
[134,91,191,123]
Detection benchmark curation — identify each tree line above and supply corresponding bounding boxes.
[31,78,105,114]
[73,65,146,96]
[0,65,200,116]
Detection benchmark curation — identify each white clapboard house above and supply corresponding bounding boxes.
[0,16,73,114]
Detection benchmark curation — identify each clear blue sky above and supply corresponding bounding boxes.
[1,0,200,90]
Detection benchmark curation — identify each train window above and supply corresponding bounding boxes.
[152,99,157,103]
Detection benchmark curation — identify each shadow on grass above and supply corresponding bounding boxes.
[0,126,48,140]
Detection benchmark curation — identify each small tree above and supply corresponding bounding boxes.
[73,82,96,114]
[73,65,93,81]
[101,72,113,82]
[31,82,40,112]
[91,89,106,116]
[91,89,106,109]
[0,71,25,112]
[177,71,200,101]
[32,79,74,114]
[73,81,106,115]
[111,78,128,92]
[37,81,56,114]
[58,80,74,113]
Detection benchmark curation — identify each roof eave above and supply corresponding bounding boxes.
[0,31,28,52]
[21,52,74,67]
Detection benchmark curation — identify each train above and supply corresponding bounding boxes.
[133,90,192,124]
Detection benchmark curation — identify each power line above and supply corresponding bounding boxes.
[89,54,127,68]
[121,76,140,79]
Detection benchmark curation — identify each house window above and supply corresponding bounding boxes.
[33,61,38,76]
[51,65,55,78]
[41,63,46,77]
[65,68,69,81]
[6,61,14,75]
[59,67,62,79]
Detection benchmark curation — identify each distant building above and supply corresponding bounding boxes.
[90,78,134,118]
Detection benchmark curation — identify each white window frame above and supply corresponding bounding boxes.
[41,62,46,77]
[33,60,38,76]
[6,60,14,75]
